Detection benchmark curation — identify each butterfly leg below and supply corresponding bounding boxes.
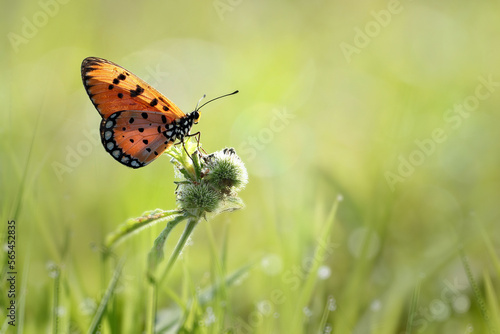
[180,139,198,165]
[186,131,207,155]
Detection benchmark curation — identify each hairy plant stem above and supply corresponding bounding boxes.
[147,216,201,333]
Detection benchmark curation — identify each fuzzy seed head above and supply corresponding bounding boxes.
[177,183,222,215]
[204,148,248,194]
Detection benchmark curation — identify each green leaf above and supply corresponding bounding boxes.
[87,258,125,334]
[147,213,189,279]
[105,209,182,249]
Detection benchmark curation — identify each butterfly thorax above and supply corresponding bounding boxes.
[172,111,198,141]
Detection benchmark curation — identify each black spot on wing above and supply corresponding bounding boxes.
[130,85,144,97]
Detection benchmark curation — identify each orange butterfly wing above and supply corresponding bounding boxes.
[82,57,191,168]
[101,110,181,167]
[81,57,185,121]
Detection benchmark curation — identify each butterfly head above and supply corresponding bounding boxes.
[192,110,201,124]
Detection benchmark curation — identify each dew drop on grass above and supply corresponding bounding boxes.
[327,296,337,311]
[370,299,381,311]
[56,306,67,316]
[46,261,59,278]
[257,300,272,315]
[303,306,313,318]
[261,253,283,276]
[323,324,332,334]
[317,265,331,279]
[79,298,97,315]
[204,306,216,325]
[452,295,470,313]
[273,312,280,318]
[234,272,249,286]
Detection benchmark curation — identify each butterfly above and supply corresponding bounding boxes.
[81,57,237,168]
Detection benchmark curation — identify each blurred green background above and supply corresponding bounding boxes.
[2,0,500,333]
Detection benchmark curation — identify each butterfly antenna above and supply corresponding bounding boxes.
[196,90,239,112]
[195,94,206,111]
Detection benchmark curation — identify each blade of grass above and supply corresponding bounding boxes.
[316,296,335,334]
[154,262,255,333]
[52,265,61,334]
[87,257,125,334]
[483,270,500,333]
[293,197,340,327]
[478,222,500,278]
[405,276,422,334]
[460,249,494,333]
[146,283,157,334]
[204,221,228,333]
[9,99,43,220]
[198,261,255,305]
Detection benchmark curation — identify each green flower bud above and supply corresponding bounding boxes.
[203,148,248,194]
[177,183,222,216]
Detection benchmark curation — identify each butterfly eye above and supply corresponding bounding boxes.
[193,110,200,122]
